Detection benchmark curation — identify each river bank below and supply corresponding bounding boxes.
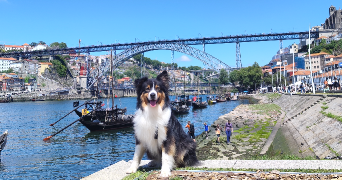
[195,94,283,160]
[196,93,342,160]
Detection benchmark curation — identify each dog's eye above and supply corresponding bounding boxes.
[146,87,150,90]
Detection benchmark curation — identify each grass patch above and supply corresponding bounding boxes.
[321,106,329,110]
[326,144,340,157]
[122,170,151,180]
[322,102,327,105]
[264,93,282,101]
[250,104,281,116]
[321,111,342,123]
[234,125,251,133]
[234,133,249,142]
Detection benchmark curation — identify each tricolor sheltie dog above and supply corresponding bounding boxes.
[126,70,198,177]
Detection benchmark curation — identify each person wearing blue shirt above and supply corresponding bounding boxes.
[203,122,209,139]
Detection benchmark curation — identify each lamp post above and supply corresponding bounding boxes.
[293,49,296,92]
[308,27,315,94]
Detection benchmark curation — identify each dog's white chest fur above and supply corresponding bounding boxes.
[133,106,171,155]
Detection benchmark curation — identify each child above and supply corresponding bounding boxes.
[215,125,221,144]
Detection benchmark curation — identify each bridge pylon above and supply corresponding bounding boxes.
[236,42,242,69]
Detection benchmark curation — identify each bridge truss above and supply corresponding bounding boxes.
[87,43,231,89]
[0,31,319,58]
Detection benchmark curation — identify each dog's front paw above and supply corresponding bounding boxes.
[147,160,161,167]
[160,169,171,177]
[126,166,137,174]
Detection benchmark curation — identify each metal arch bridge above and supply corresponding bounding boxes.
[0,31,319,58]
[87,43,230,89]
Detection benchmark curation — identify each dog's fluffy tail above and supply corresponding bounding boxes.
[183,149,199,166]
[183,141,199,166]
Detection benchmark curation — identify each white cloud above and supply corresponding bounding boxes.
[177,55,191,62]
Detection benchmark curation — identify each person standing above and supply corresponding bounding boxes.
[185,121,196,142]
[203,122,209,139]
[215,125,221,144]
[225,119,233,145]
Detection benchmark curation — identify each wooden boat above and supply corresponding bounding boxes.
[185,95,192,106]
[231,95,239,101]
[192,97,208,109]
[0,130,8,155]
[207,96,217,105]
[0,99,10,103]
[216,95,227,102]
[74,101,134,131]
[225,93,231,100]
[171,97,190,114]
[32,98,45,101]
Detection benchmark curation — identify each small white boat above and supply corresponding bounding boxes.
[0,130,8,155]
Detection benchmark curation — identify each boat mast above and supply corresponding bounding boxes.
[111,49,114,116]
[183,72,185,97]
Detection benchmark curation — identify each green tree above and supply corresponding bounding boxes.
[219,69,229,84]
[229,62,262,89]
[228,70,240,84]
[30,42,37,46]
[263,74,273,86]
[38,41,46,45]
[50,42,67,49]
[113,70,124,79]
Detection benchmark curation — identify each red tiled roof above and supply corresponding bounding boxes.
[5,45,24,48]
[325,61,340,66]
[293,71,311,76]
[308,52,329,57]
[0,57,16,60]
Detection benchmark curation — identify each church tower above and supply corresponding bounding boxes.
[329,5,336,16]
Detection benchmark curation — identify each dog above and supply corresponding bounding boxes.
[126,70,198,177]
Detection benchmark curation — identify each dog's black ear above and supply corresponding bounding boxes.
[134,77,148,93]
[156,70,169,89]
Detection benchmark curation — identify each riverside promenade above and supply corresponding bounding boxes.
[82,160,342,180]
[82,93,342,179]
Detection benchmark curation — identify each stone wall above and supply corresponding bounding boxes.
[273,94,342,159]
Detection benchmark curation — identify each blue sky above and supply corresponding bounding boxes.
[1,0,341,68]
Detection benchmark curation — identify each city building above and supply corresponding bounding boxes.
[304,52,328,72]
[38,62,53,76]
[325,54,342,62]
[294,56,305,69]
[32,44,47,51]
[0,43,31,52]
[0,57,16,72]
[10,59,39,77]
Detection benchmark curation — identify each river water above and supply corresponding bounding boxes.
[0,95,248,179]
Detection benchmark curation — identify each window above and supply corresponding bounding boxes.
[317,66,319,69]
[314,66,316,68]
